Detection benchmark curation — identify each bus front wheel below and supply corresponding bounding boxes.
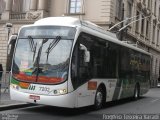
[94,87,105,109]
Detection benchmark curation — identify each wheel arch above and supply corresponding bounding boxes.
[97,83,107,102]
[134,82,141,98]
[136,82,140,91]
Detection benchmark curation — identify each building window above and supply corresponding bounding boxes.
[143,0,146,4]
[146,20,149,38]
[157,29,159,46]
[0,0,6,13]
[155,58,158,75]
[135,11,140,32]
[148,0,151,9]
[12,0,30,12]
[12,0,23,12]
[141,16,145,35]
[116,0,123,20]
[159,7,160,20]
[127,0,132,18]
[22,0,30,12]
[152,24,156,44]
[69,0,84,14]
[154,0,156,15]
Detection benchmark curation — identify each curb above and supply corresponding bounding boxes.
[0,103,35,111]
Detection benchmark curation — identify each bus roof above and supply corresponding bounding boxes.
[29,17,151,56]
[34,17,117,38]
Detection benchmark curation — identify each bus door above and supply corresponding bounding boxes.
[71,33,94,107]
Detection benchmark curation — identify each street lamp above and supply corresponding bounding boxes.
[5,23,13,41]
[5,23,13,72]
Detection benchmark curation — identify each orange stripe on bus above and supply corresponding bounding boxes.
[19,82,30,89]
[88,81,97,90]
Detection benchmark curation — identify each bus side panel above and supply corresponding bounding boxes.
[75,79,118,108]
[117,47,151,99]
[76,82,95,107]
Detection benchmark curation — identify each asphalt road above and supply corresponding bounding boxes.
[0,88,160,120]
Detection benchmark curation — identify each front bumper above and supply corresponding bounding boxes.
[10,87,76,108]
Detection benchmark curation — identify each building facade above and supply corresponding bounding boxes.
[0,0,160,87]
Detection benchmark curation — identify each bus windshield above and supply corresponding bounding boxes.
[12,26,76,84]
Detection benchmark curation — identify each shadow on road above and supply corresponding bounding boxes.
[22,97,147,116]
[103,97,145,109]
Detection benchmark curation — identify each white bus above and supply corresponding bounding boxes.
[9,17,151,109]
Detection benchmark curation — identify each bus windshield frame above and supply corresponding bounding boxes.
[12,26,76,85]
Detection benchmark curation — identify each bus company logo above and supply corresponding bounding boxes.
[28,85,36,90]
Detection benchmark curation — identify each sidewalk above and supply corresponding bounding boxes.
[0,72,34,111]
[0,88,29,111]
[0,89,24,105]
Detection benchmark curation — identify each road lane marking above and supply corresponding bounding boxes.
[150,99,160,103]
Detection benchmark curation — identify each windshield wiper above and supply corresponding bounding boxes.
[34,38,48,81]
[45,36,61,63]
[28,36,37,61]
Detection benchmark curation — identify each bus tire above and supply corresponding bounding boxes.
[94,86,105,110]
[133,84,140,100]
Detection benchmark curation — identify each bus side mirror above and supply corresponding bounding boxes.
[8,34,17,54]
[80,44,90,63]
[84,51,90,63]
[8,34,17,45]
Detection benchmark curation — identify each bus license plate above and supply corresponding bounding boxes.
[29,95,40,100]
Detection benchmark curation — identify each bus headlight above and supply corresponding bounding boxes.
[54,89,67,95]
[10,84,19,90]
